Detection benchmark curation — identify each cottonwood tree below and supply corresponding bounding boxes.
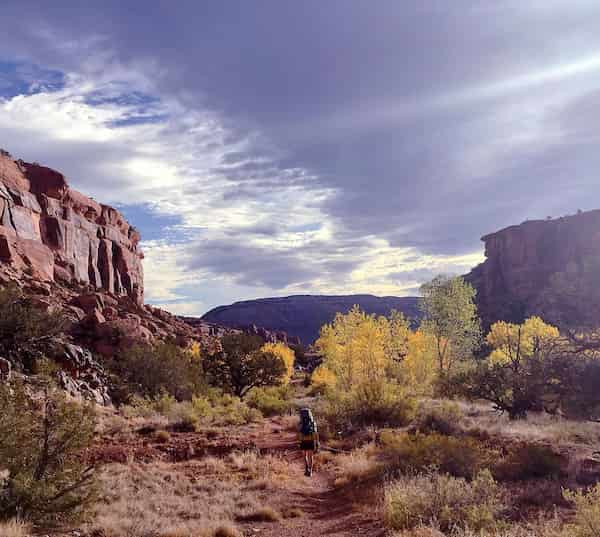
[419,276,481,382]
[316,306,411,392]
[459,317,570,419]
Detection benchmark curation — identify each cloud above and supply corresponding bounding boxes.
[1,2,599,311]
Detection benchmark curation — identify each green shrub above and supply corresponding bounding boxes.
[0,285,66,372]
[155,430,171,443]
[112,342,206,401]
[380,431,494,479]
[246,386,294,417]
[562,483,600,537]
[413,401,464,435]
[384,469,503,533]
[494,443,564,481]
[121,392,177,418]
[323,382,416,432]
[123,390,262,428]
[0,379,97,524]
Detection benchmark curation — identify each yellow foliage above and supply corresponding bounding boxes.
[316,306,412,393]
[187,340,202,361]
[311,365,337,390]
[487,316,559,365]
[399,330,437,395]
[261,342,295,383]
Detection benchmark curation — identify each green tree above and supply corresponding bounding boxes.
[114,342,206,401]
[419,276,481,381]
[0,285,66,372]
[204,333,287,397]
[0,376,97,524]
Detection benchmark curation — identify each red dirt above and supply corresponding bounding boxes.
[239,418,386,537]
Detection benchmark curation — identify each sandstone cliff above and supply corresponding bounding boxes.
[0,150,143,304]
[465,209,600,328]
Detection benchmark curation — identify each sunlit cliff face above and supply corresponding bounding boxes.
[0,1,599,314]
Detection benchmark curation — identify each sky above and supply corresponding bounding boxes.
[0,1,599,315]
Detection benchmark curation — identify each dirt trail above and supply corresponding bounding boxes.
[243,418,385,537]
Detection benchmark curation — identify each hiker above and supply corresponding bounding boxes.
[298,407,319,476]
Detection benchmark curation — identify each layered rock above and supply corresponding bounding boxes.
[465,210,600,328]
[0,151,143,304]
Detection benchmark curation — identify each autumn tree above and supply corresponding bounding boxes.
[261,342,295,383]
[460,317,563,419]
[316,306,411,392]
[398,330,438,396]
[419,276,481,382]
[316,307,415,427]
[204,333,287,398]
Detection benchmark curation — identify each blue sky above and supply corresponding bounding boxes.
[1,1,599,315]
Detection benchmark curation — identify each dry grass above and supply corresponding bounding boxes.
[227,450,291,482]
[391,519,564,537]
[333,444,382,487]
[455,400,600,446]
[236,506,281,522]
[213,524,242,537]
[0,519,31,537]
[282,506,304,518]
[85,457,287,537]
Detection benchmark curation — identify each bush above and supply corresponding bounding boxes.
[494,443,564,481]
[562,483,600,537]
[155,430,171,443]
[114,342,206,401]
[236,506,281,522]
[124,391,262,428]
[0,285,66,372]
[0,378,97,524]
[384,469,503,533]
[323,382,416,432]
[380,431,494,479]
[246,385,293,417]
[413,401,464,436]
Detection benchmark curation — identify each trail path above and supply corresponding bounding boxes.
[242,418,386,537]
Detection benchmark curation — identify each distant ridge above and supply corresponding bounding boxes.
[202,294,421,344]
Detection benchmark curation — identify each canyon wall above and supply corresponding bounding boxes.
[0,151,143,304]
[466,209,600,328]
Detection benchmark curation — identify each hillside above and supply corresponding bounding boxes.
[202,294,421,344]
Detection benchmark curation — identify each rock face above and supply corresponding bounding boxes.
[465,210,600,328]
[0,151,143,304]
[202,294,421,344]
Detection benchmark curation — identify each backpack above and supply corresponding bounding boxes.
[299,408,317,435]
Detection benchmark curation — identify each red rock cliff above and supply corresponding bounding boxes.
[0,151,144,304]
[465,209,600,328]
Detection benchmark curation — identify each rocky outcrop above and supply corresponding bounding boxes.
[465,210,600,328]
[202,294,421,344]
[0,151,143,304]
